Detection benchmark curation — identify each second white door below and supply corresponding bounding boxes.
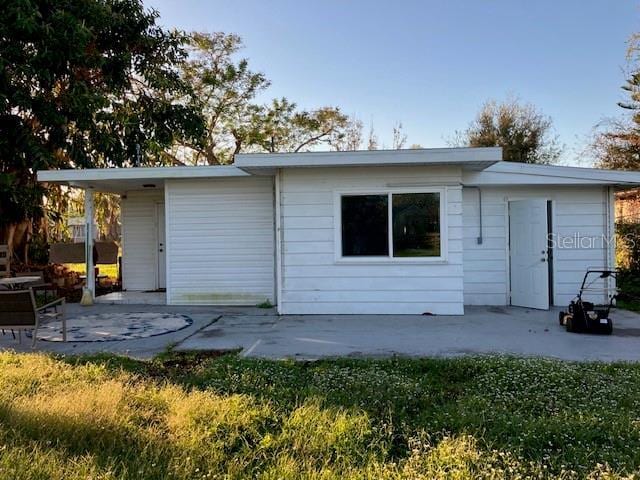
[509,199,549,310]
[156,202,166,290]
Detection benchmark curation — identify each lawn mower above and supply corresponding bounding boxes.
[559,269,617,335]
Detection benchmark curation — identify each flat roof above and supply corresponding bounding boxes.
[463,161,640,186]
[37,165,248,193]
[234,147,502,172]
[37,149,640,192]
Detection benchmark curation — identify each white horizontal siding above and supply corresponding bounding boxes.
[121,190,163,291]
[166,178,274,305]
[463,186,610,306]
[553,188,610,305]
[279,166,465,315]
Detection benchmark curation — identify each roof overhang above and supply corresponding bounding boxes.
[38,150,640,192]
[462,161,640,187]
[37,165,249,193]
[234,147,502,174]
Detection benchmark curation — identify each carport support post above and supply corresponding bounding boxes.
[84,188,95,303]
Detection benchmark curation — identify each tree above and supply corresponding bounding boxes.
[456,98,561,164]
[391,122,408,150]
[170,33,353,162]
[592,120,640,170]
[593,35,640,170]
[332,115,363,151]
[367,125,379,150]
[236,98,351,154]
[165,32,269,165]
[0,0,204,258]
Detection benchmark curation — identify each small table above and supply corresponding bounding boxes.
[0,276,41,290]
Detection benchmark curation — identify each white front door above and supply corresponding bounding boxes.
[509,199,549,310]
[156,203,166,289]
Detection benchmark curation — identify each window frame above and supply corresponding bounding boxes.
[334,187,448,264]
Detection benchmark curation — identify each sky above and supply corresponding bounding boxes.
[146,0,639,165]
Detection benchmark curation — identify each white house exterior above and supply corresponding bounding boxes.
[38,147,640,315]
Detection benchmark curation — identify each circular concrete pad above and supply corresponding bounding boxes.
[34,312,193,342]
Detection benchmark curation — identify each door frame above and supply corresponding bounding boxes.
[505,197,555,308]
[155,201,166,290]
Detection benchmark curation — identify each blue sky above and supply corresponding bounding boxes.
[147,0,638,164]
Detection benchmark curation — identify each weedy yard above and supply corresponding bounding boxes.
[0,351,639,479]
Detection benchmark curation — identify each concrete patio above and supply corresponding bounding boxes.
[2,304,640,361]
[0,303,274,359]
[95,291,166,305]
[176,306,640,362]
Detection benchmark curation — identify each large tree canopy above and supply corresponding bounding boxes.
[0,0,204,235]
[455,98,561,164]
[166,32,354,165]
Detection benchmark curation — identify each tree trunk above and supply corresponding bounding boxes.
[6,223,16,265]
[14,221,29,263]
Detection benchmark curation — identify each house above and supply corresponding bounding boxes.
[38,147,640,315]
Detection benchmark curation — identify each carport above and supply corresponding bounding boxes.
[38,165,275,306]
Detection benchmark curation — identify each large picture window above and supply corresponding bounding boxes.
[339,190,443,260]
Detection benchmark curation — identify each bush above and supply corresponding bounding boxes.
[28,232,50,265]
[616,221,640,271]
[615,222,640,309]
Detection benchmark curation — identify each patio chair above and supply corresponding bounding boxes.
[0,245,9,281]
[0,289,66,347]
[15,271,56,303]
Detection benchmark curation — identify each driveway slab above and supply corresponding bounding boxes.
[176,306,640,362]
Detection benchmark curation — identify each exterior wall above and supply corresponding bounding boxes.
[463,185,611,306]
[165,177,275,305]
[121,189,163,291]
[278,166,464,315]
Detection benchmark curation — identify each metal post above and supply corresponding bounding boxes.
[83,188,95,304]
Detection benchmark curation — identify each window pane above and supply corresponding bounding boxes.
[341,195,388,256]
[392,193,440,257]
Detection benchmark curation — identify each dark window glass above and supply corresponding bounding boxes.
[392,193,440,257]
[341,195,388,256]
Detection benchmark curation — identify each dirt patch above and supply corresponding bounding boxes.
[612,327,640,337]
[161,350,237,371]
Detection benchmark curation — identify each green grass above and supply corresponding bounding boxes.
[618,299,640,312]
[2,352,640,479]
[63,263,118,279]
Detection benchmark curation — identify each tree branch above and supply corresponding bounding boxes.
[294,129,334,153]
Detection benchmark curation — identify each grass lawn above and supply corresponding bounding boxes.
[63,263,118,279]
[618,299,640,313]
[1,352,640,479]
